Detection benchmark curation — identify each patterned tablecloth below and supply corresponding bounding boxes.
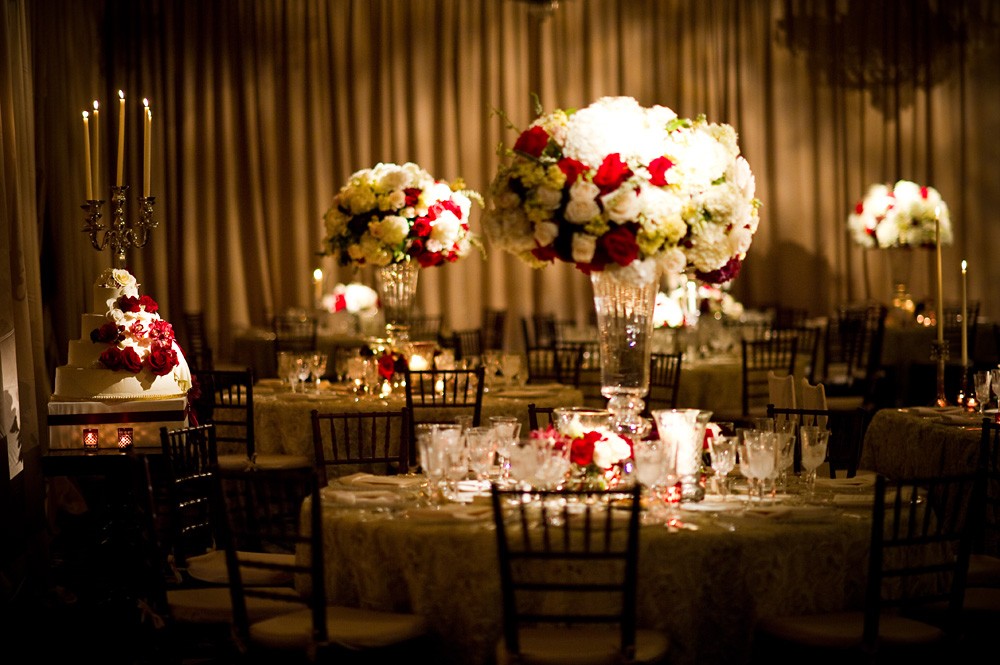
[859,406,985,478]
[252,382,585,460]
[303,486,873,665]
[675,354,743,415]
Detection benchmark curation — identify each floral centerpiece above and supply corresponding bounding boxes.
[530,423,633,489]
[847,179,951,248]
[88,269,191,389]
[321,161,482,268]
[322,282,379,316]
[484,96,760,282]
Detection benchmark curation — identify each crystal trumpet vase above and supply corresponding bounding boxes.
[375,261,419,342]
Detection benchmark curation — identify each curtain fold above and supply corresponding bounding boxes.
[25,0,1000,374]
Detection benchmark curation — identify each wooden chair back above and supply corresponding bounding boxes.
[647,352,683,412]
[190,368,256,461]
[766,405,869,477]
[310,408,411,485]
[159,423,218,569]
[741,332,799,417]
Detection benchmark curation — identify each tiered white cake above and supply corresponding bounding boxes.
[54,268,192,400]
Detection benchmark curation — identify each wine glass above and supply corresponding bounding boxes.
[489,415,521,486]
[465,426,497,485]
[435,424,468,499]
[633,439,668,524]
[708,435,737,498]
[507,439,541,490]
[309,352,328,393]
[773,428,796,494]
[974,371,991,415]
[799,425,831,501]
[296,353,312,392]
[744,431,777,504]
[990,368,1000,411]
[277,351,296,390]
[415,424,446,504]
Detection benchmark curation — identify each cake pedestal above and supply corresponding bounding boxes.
[47,396,188,450]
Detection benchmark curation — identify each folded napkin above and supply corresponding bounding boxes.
[336,472,425,489]
[814,475,876,489]
[906,406,969,417]
[743,505,835,521]
[404,504,494,522]
[320,487,403,507]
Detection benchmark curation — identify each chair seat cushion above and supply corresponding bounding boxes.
[496,627,670,665]
[186,549,295,586]
[167,586,304,624]
[967,554,1000,588]
[756,610,945,649]
[249,605,428,651]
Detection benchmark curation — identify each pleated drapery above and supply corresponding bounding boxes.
[26,0,1000,371]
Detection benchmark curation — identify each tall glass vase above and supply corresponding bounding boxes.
[590,263,661,438]
[375,261,419,343]
[885,247,915,327]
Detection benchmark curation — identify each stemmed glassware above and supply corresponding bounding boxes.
[708,435,737,498]
[799,425,830,501]
[415,424,447,504]
[465,426,497,486]
[743,431,777,504]
[633,439,673,525]
[501,353,522,387]
[309,352,328,393]
[295,353,312,391]
[773,425,796,493]
[974,371,991,415]
[489,415,521,486]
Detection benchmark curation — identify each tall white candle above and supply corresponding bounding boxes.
[116,90,125,187]
[82,111,93,201]
[313,268,323,306]
[92,101,100,195]
[143,99,151,197]
[935,211,944,345]
[961,260,968,366]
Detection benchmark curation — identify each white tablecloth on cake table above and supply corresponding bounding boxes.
[47,396,188,450]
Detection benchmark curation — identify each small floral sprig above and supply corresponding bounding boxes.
[322,282,379,316]
[359,345,409,381]
[847,179,952,248]
[322,162,483,268]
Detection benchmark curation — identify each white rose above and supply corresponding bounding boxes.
[369,215,410,246]
[428,211,461,252]
[348,187,377,214]
[602,186,642,223]
[382,189,407,211]
[569,180,600,202]
[592,433,633,469]
[535,186,563,210]
[534,222,559,246]
[571,233,597,264]
[565,198,601,224]
[657,247,688,276]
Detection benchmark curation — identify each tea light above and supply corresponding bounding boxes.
[117,427,134,451]
[409,353,430,371]
[83,428,99,450]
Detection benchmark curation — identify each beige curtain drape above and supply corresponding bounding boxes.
[29,0,1000,374]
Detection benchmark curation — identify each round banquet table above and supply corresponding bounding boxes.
[252,382,585,460]
[675,354,743,415]
[229,326,371,379]
[859,406,985,478]
[303,488,873,665]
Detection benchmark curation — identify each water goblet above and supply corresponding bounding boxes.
[434,424,468,499]
[708,435,737,498]
[773,428,796,493]
[633,439,669,524]
[489,415,522,485]
[974,371,991,415]
[990,368,1000,411]
[799,425,830,501]
[744,431,777,504]
[465,426,497,485]
[309,352,328,393]
[507,439,541,490]
[533,437,571,490]
[415,424,446,504]
[296,353,313,390]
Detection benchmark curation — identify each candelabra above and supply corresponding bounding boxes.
[81,185,156,267]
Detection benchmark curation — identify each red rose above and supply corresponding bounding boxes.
[647,156,674,187]
[120,346,143,373]
[558,157,589,186]
[332,294,347,312]
[412,218,432,238]
[408,238,426,257]
[570,431,601,467]
[920,186,929,199]
[129,321,146,338]
[139,295,159,313]
[99,346,123,370]
[377,353,396,380]
[146,344,178,376]
[854,201,864,215]
[531,244,558,263]
[513,125,550,158]
[600,225,639,267]
[91,322,123,344]
[118,295,142,313]
[417,251,444,268]
[592,153,633,194]
[403,187,422,207]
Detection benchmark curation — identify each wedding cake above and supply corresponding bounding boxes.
[54,268,192,400]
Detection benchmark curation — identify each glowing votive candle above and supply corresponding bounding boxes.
[117,427,134,451]
[83,428,99,450]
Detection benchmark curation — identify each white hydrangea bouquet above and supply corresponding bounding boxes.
[847,179,951,248]
[484,96,760,283]
[322,162,482,267]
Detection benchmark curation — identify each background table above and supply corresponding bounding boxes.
[253,383,585,460]
[859,407,984,478]
[307,497,871,665]
[229,326,371,379]
[675,354,743,415]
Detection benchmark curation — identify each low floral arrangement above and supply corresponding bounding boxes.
[322,282,379,316]
[847,179,952,248]
[322,161,483,268]
[359,344,409,382]
[653,291,686,328]
[89,269,186,382]
[484,96,760,284]
[530,422,633,489]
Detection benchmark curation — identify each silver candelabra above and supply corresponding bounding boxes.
[81,185,156,267]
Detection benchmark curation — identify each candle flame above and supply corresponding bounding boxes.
[313,268,323,282]
[962,259,967,271]
[93,100,99,111]
[118,89,125,100]
[83,110,88,119]
[143,98,149,109]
